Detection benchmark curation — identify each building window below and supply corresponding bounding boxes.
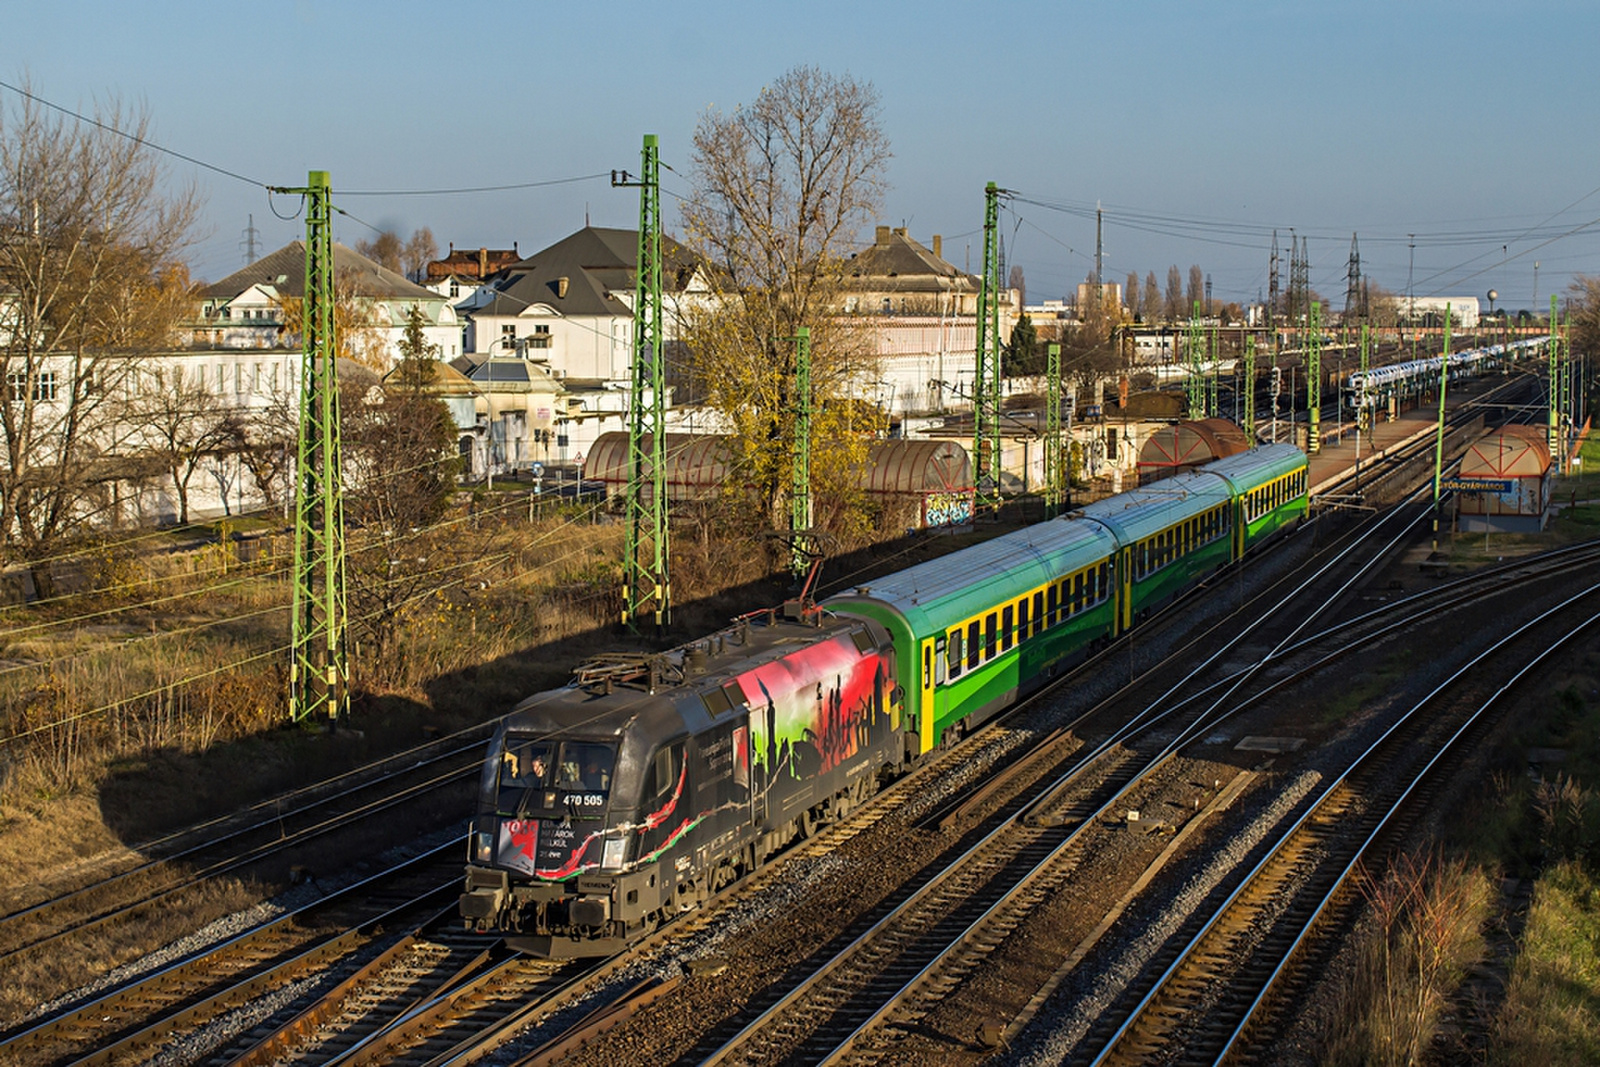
[501,324,517,351]
[6,370,57,402]
[449,280,460,298]
[529,324,551,349]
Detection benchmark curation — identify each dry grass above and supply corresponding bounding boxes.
[1323,852,1494,1067]
[0,872,263,1029]
[1490,860,1600,1065]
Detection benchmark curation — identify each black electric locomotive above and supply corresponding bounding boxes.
[459,605,903,956]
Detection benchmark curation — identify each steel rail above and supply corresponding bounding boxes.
[0,839,463,1061]
[1088,581,1600,1066]
[1210,596,1600,1064]
[806,549,1600,1064]
[701,491,1434,1065]
[0,737,484,933]
[0,755,478,970]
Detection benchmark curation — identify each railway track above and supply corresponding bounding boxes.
[1083,582,1600,1066]
[687,523,1598,1067]
[0,842,463,1066]
[0,729,491,974]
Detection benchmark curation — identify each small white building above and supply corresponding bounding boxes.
[1396,296,1481,329]
[195,242,463,365]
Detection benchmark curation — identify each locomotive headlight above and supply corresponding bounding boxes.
[601,836,626,871]
[474,830,494,864]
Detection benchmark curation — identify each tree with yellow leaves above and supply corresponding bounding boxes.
[678,66,893,540]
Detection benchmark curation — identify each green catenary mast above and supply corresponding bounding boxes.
[617,135,669,632]
[1549,294,1561,464]
[1186,301,1204,417]
[1044,341,1064,516]
[284,170,348,724]
[973,182,1003,509]
[1242,334,1256,441]
[790,327,812,576]
[1208,322,1219,417]
[1306,301,1322,453]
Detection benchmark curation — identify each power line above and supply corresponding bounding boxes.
[0,76,268,189]
[335,173,611,197]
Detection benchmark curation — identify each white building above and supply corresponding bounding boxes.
[194,242,463,364]
[1396,295,1481,329]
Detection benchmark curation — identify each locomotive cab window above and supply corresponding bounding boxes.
[497,736,554,813]
[556,741,616,800]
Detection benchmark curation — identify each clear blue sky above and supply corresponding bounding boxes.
[10,0,1598,313]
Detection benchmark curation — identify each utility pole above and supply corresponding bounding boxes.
[1093,202,1103,310]
[1268,229,1280,362]
[1045,342,1064,516]
[1345,233,1361,319]
[615,135,669,632]
[1407,234,1417,355]
[279,170,348,725]
[1431,305,1453,552]
[790,327,812,576]
[974,182,1004,510]
[240,213,261,265]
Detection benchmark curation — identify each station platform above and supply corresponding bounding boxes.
[1303,410,1439,498]
[1300,377,1518,499]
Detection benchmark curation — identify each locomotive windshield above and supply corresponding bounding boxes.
[493,736,615,818]
[496,737,553,813]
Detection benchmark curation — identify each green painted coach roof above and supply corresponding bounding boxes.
[1199,443,1307,495]
[1072,468,1234,544]
[824,516,1117,637]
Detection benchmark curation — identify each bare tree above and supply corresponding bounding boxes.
[1125,271,1140,320]
[232,386,296,515]
[403,228,438,283]
[126,367,243,525]
[1009,264,1026,309]
[1186,264,1204,315]
[342,380,460,677]
[680,66,892,532]
[355,230,403,273]
[1164,265,1184,321]
[0,82,200,562]
[1143,270,1161,323]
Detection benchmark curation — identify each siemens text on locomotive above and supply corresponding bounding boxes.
[459,445,1310,956]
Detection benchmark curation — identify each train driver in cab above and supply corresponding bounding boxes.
[501,742,549,789]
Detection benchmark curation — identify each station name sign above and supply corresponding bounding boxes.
[1442,478,1515,493]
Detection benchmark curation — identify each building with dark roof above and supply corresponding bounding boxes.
[844,226,986,316]
[191,241,462,363]
[464,225,707,382]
